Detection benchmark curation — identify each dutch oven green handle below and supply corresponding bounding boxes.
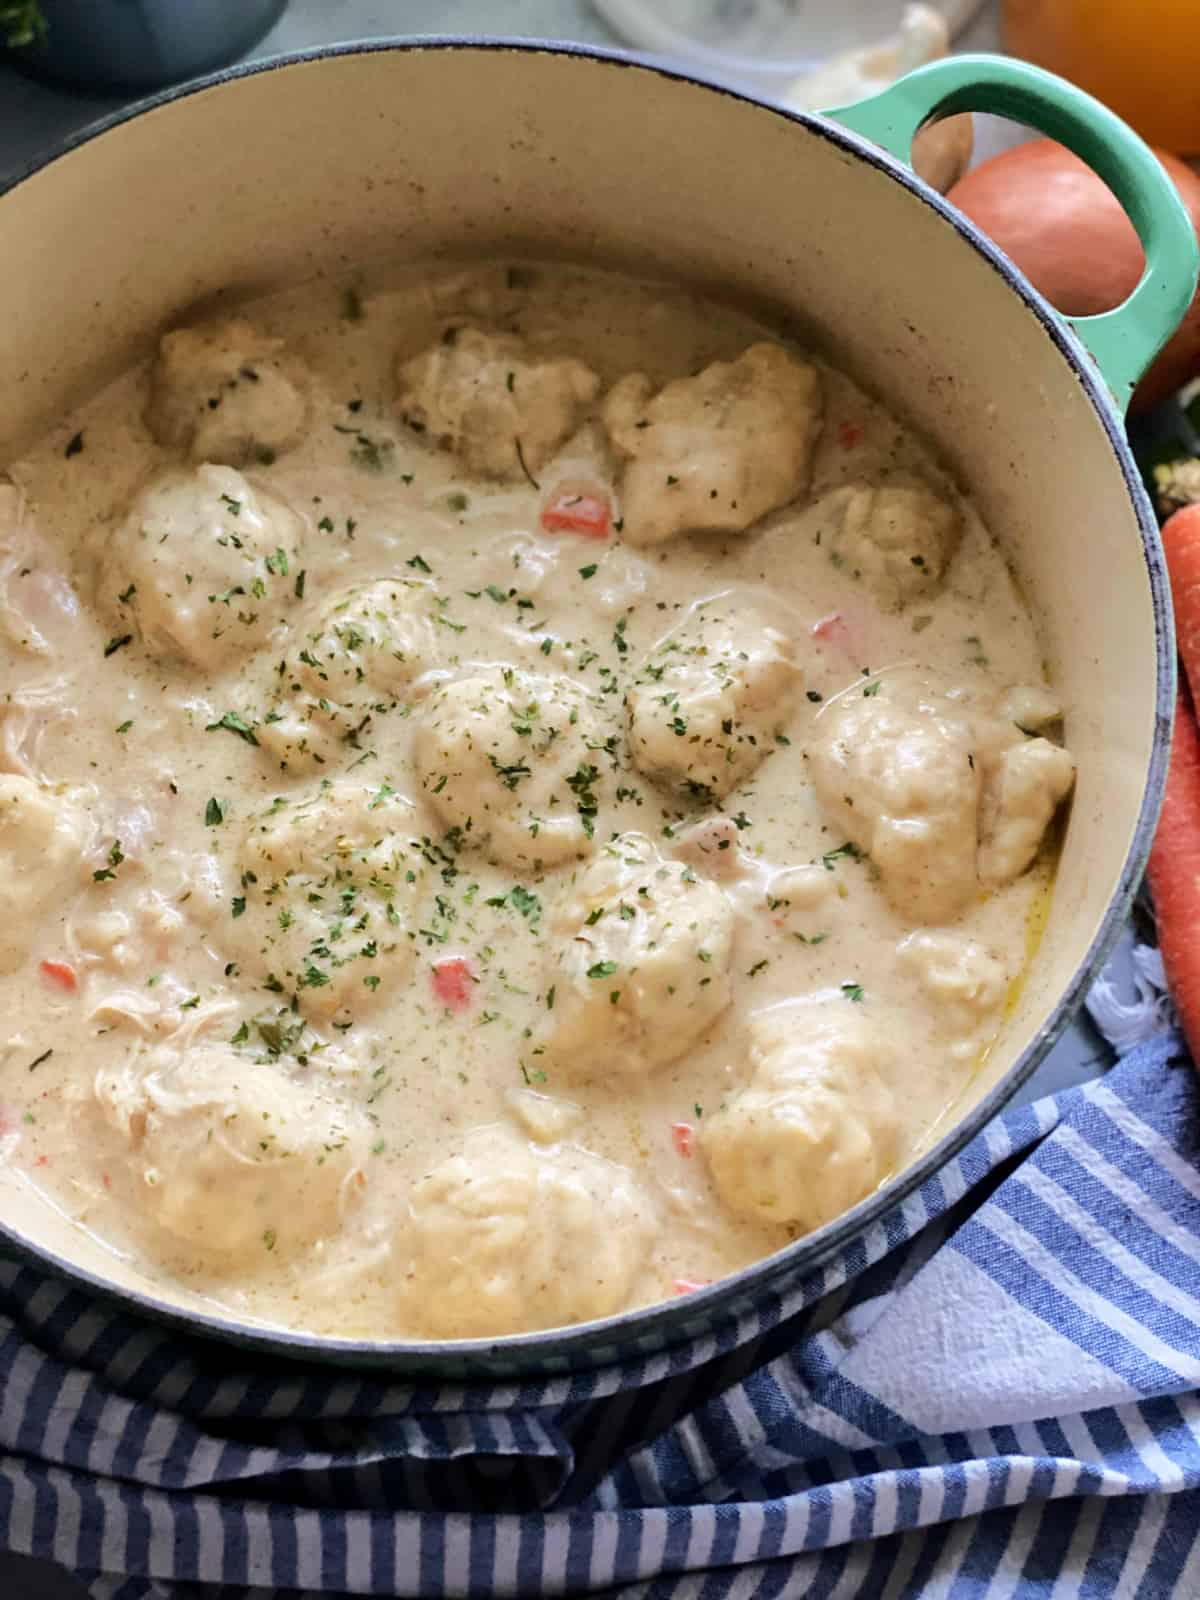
[827,54,1199,414]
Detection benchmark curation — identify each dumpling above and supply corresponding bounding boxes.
[978,737,1075,886]
[396,1126,652,1337]
[99,465,305,672]
[602,343,822,546]
[700,997,899,1230]
[146,318,311,466]
[413,666,612,869]
[0,776,91,973]
[808,672,1075,921]
[258,577,441,773]
[897,930,1008,1059]
[229,781,426,1018]
[821,478,963,610]
[809,675,982,923]
[96,1043,368,1264]
[290,578,441,702]
[395,327,599,481]
[538,833,736,1080]
[627,599,798,801]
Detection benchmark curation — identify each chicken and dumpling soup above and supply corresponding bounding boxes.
[0,263,1073,1338]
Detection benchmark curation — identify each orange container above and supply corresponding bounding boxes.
[1005,0,1200,153]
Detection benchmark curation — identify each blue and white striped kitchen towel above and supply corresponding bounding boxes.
[2,960,1199,1598]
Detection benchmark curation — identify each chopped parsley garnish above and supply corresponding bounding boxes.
[863,680,882,697]
[488,755,531,790]
[352,435,393,472]
[821,841,863,871]
[117,584,136,605]
[294,570,307,599]
[264,548,289,577]
[103,634,133,658]
[747,959,770,977]
[407,554,432,573]
[841,982,866,1003]
[115,719,133,734]
[27,1049,53,1073]
[220,493,242,516]
[205,797,228,827]
[231,896,247,919]
[508,884,542,925]
[64,431,84,458]
[565,763,600,837]
[587,960,618,980]
[578,563,599,580]
[92,839,125,882]
[206,710,259,745]
[514,437,540,490]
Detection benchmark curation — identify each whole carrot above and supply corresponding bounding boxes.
[1147,684,1200,1062]
[1160,505,1200,706]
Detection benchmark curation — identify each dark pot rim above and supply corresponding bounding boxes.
[0,35,1172,1374]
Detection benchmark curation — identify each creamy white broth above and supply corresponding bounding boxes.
[0,261,1068,1338]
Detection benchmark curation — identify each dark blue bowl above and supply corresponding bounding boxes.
[8,0,287,92]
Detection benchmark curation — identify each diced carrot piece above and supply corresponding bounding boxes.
[431,956,476,1012]
[1162,506,1200,711]
[812,612,850,646]
[34,1154,49,1168]
[540,485,612,539]
[837,421,864,449]
[39,959,78,993]
[1148,683,1200,1066]
[671,1121,695,1158]
[673,1276,711,1295]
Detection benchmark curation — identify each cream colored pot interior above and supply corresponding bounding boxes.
[0,45,1159,1333]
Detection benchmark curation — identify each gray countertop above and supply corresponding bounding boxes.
[0,2,1126,1587]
